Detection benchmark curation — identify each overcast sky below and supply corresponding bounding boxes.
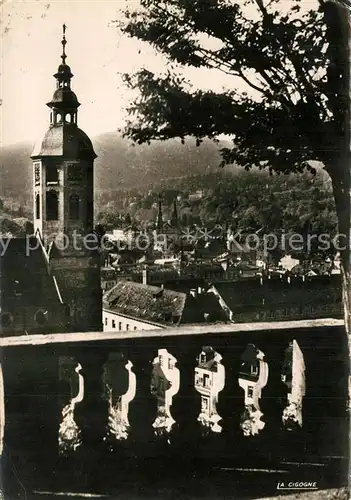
[1,0,318,147]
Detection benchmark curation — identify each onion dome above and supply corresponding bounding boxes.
[31,126,97,160]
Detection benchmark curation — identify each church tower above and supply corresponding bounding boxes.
[156,194,163,232]
[170,198,178,228]
[31,25,102,332]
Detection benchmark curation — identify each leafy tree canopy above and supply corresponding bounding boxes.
[118,0,348,185]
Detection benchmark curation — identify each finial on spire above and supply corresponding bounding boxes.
[53,23,74,88]
[61,23,67,65]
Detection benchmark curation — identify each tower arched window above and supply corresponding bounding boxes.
[46,165,59,184]
[54,112,63,125]
[46,190,59,220]
[69,194,80,220]
[35,193,40,220]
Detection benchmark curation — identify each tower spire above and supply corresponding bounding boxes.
[47,25,80,126]
[61,23,67,65]
[156,194,163,232]
[53,23,73,89]
[170,198,178,227]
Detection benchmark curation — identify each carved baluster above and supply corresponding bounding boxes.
[0,360,4,458]
[151,349,180,437]
[238,344,268,436]
[58,356,83,455]
[194,346,225,435]
[281,340,306,430]
[103,352,136,445]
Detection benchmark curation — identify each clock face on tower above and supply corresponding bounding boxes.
[34,163,41,186]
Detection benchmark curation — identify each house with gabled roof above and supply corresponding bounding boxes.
[102,280,226,332]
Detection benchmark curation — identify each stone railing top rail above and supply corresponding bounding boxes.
[0,318,344,348]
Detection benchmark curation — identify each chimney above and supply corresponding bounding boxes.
[142,265,148,285]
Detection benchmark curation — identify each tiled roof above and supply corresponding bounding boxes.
[213,276,341,312]
[103,281,187,326]
[185,263,224,275]
[233,262,260,271]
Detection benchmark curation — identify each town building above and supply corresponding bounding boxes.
[210,276,342,323]
[101,266,118,292]
[102,280,226,332]
[238,343,269,436]
[279,255,300,272]
[188,190,203,202]
[194,346,225,433]
[151,349,180,435]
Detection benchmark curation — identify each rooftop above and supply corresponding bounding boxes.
[212,276,341,310]
[103,281,186,326]
[31,124,97,159]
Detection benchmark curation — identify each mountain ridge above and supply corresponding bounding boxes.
[0,132,230,204]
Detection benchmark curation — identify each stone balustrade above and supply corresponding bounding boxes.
[0,319,348,498]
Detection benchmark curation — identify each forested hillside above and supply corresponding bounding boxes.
[0,134,334,242]
[0,134,227,212]
[97,168,336,238]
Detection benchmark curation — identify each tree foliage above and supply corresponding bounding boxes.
[118,0,350,328]
[119,0,348,179]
